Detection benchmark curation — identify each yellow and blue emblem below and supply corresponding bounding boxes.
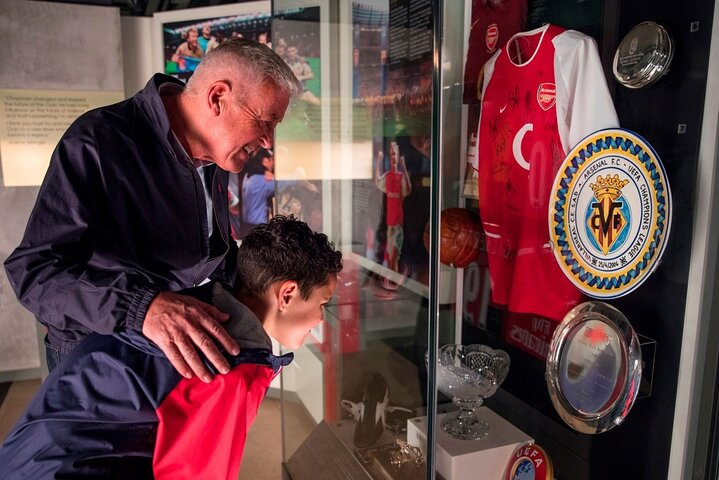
[549,128,672,298]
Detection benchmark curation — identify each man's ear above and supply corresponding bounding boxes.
[277,280,300,311]
[207,80,231,116]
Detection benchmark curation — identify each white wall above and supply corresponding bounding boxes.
[121,16,155,97]
[0,0,123,377]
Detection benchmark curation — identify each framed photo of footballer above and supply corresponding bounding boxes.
[152,2,271,82]
[368,0,433,289]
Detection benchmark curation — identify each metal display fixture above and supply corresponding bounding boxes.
[613,21,674,89]
[546,301,642,434]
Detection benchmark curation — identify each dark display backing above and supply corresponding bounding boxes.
[462,1,716,479]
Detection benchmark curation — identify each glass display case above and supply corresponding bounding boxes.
[266,1,718,479]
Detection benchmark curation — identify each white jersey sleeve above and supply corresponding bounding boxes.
[553,30,620,153]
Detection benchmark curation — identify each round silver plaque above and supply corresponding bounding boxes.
[613,21,674,89]
[545,301,642,434]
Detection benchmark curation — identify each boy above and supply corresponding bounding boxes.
[0,215,342,480]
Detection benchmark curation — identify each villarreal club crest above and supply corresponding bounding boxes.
[549,128,672,298]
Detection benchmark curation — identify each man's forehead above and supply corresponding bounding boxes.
[250,100,285,122]
[243,83,286,109]
[254,89,290,120]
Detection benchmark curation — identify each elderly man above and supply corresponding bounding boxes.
[4,39,301,383]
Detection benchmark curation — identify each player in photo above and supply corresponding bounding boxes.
[374,140,412,286]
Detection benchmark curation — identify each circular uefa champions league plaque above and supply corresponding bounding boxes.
[548,128,672,298]
[613,21,674,89]
[545,301,642,434]
[504,442,553,480]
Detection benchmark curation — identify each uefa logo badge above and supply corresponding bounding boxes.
[504,443,553,480]
[548,128,672,298]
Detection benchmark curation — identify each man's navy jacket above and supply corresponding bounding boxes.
[3,74,238,353]
[0,283,292,479]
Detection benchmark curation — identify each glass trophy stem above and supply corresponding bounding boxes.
[441,397,490,440]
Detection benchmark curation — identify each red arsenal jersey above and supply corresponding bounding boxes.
[476,24,619,320]
[463,0,527,104]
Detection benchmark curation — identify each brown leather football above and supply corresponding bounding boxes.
[423,208,481,268]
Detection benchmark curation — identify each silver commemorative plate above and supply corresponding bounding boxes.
[546,301,642,434]
[613,21,674,89]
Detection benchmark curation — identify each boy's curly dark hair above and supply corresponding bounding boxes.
[235,215,343,299]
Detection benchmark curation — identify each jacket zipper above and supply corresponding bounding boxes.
[187,160,205,287]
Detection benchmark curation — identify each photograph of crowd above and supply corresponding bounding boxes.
[159,8,272,81]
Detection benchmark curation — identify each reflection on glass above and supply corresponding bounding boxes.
[275,3,437,480]
[558,319,624,414]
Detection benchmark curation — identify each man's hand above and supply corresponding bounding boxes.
[143,292,240,383]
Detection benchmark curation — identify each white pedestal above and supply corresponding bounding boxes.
[406,407,533,480]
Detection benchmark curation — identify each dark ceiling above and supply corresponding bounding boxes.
[43,0,260,17]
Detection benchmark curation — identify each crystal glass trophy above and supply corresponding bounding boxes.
[433,344,510,440]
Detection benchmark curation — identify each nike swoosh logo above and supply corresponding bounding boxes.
[499,104,507,114]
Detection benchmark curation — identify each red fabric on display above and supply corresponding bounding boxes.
[463,0,527,104]
[153,363,274,479]
[478,25,581,321]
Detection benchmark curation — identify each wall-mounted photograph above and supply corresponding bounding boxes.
[153,1,271,82]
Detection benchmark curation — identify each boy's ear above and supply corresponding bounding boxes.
[278,280,300,311]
